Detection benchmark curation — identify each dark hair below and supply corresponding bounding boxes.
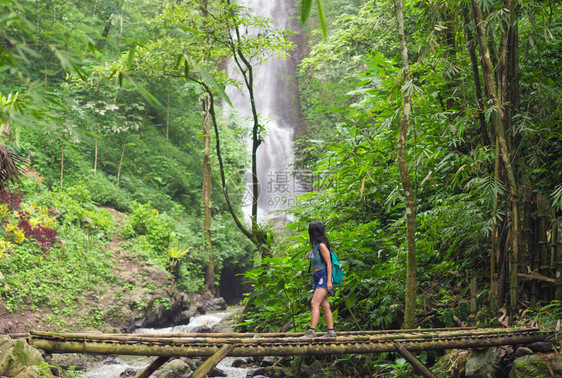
[308,221,331,250]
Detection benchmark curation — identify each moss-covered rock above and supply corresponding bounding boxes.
[432,349,471,377]
[159,358,192,378]
[509,355,551,378]
[0,337,45,377]
[465,348,501,377]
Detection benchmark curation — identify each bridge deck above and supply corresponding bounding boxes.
[28,327,554,358]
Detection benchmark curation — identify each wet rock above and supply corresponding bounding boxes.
[509,355,551,378]
[191,325,215,333]
[249,367,267,376]
[514,347,533,358]
[50,354,91,371]
[465,348,501,377]
[174,309,196,325]
[119,367,138,377]
[207,367,227,376]
[298,360,325,377]
[178,357,197,371]
[260,357,275,367]
[528,341,554,353]
[231,358,250,368]
[265,365,286,377]
[197,304,207,314]
[207,297,227,311]
[160,359,192,378]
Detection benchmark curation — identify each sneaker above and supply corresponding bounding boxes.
[300,329,317,338]
[321,330,337,338]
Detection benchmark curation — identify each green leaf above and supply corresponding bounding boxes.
[186,55,233,108]
[316,0,327,41]
[126,44,137,68]
[301,0,313,23]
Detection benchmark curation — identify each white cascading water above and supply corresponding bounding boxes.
[227,0,303,222]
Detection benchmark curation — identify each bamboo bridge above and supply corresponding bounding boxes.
[27,327,556,378]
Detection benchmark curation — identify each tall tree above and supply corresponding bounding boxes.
[394,0,416,329]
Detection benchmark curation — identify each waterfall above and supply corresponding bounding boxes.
[228,0,303,222]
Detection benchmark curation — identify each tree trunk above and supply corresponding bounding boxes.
[166,81,170,140]
[537,194,551,300]
[490,137,500,312]
[94,139,98,177]
[206,88,253,243]
[117,137,126,187]
[395,0,416,329]
[60,144,64,189]
[463,5,488,146]
[472,0,519,314]
[202,97,215,295]
[555,217,562,301]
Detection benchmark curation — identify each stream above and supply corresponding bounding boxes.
[85,309,252,377]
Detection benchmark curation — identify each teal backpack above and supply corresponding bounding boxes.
[311,244,345,285]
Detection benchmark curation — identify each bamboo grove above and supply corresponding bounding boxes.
[289,0,562,330]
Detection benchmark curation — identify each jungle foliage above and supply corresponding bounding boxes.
[239,0,561,374]
[0,0,560,376]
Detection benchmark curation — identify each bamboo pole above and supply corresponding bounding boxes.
[395,344,436,378]
[135,356,169,378]
[555,218,562,300]
[29,327,480,340]
[29,328,540,345]
[191,344,235,378]
[28,331,551,358]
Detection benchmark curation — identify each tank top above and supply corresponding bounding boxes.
[310,243,327,270]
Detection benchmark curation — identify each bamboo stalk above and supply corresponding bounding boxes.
[29,327,482,340]
[28,328,546,347]
[28,331,551,358]
[135,356,169,378]
[517,272,556,284]
[191,344,235,378]
[395,344,436,378]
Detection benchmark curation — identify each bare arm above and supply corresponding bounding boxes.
[319,243,332,290]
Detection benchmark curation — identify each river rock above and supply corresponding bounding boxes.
[231,358,251,368]
[0,336,45,377]
[509,355,551,377]
[465,348,501,377]
[160,359,192,378]
[207,297,227,311]
[528,341,554,353]
[298,360,325,378]
[432,349,471,377]
[514,346,533,358]
[174,309,196,325]
[265,365,286,377]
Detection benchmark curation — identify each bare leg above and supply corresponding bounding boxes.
[310,288,328,329]
[320,295,333,329]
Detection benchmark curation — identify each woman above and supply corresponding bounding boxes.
[302,221,337,338]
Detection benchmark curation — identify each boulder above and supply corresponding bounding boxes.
[265,365,286,377]
[465,348,501,377]
[528,342,554,353]
[174,309,196,325]
[509,355,551,378]
[0,337,45,377]
[513,347,533,358]
[298,360,325,377]
[432,349,471,377]
[159,359,192,378]
[207,297,227,311]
